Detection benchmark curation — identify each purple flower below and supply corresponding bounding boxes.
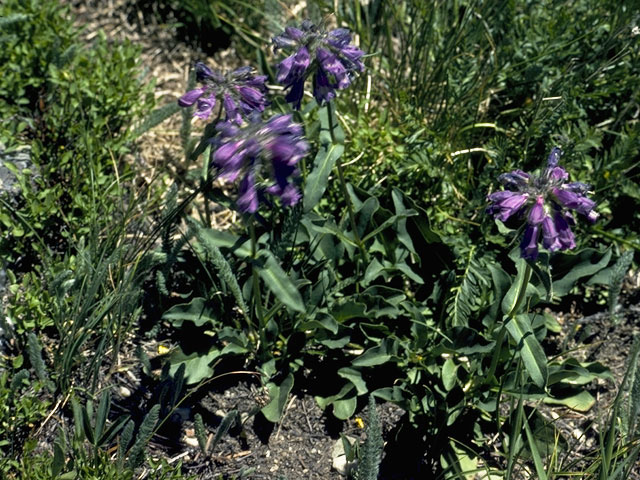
[178,62,268,123]
[486,147,598,259]
[211,114,309,213]
[272,21,366,108]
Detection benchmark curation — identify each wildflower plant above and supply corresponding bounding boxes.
[487,147,598,260]
[178,62,268,123]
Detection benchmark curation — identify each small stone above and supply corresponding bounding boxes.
[119,386,132,398]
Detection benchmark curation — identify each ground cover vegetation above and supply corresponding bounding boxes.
[1,0,639,478]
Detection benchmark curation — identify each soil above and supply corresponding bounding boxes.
[45,2,640,478]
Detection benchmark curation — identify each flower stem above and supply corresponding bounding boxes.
[249,219,265,351]
[326,101,369,265]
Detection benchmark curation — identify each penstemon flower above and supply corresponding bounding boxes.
[487,147,598,260]
[211,114,308,213]
[178,62,268,123]
[272,20,365,109]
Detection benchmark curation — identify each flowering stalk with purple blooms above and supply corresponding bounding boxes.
[487,147,598,260]
[210,114,308,214]
[272,20,368,265]
[484,147,599,389]
[178,62,268,124]
[272,20,365,109]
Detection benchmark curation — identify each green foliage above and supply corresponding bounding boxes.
[0,0,154,270]
[0,363,51,477]
[353,396,383,480]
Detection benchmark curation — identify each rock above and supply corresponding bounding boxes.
[331,437,358,476]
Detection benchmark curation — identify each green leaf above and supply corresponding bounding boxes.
[333,393,358,419]
[261,373,294,422]
[210,410,239,454]
[501,258,536,316]
[198,228,252,258]
[352,339,394,367]
[505,314,548,388]
[338,368,368,395]
[132,102,180,138]
[162,297,216,328]
[315,383,357,419]
[303,103,344,212]
[303,143,344,212]
[442,358,458,391]
[94,389,111,444]
[169,348,221,384]
[258,252,305,313]
[552,249,612,298]
[543,390,595,411]
[127,404,161,469]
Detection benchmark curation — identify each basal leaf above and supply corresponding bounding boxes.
[262,373,294,422]
[162,297,216,328]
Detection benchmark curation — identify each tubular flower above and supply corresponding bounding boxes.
[487,147,598,260]
[178,63,268,123]
[272,20,365,109]
[210,114,308,213]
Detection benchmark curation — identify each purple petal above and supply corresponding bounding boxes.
[178,87,205,107]
[520,225,540,260]
[313,68,337,104]
[498,169,530,190]
[317,48,349,88]
[195,62,214,81]
[552,187,597,219]
[338,45,366,71]
[528,196,546,225]
[223,93,242,125]
[554,212,576,250]
[285,26,304,41]
[541,216,562,251]
[327,28,352,46]
[194,94,216,120]
[237,86,266,112]
[279,184,301,206]
[547,147,562,168]
[487,191,529,222]
[548,166,569,181]
[237,173,259,213]
[285,79,306,110]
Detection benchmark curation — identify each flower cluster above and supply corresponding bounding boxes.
[273,20,365,108]
[487,148,598,259]
[211,114,308,213]
[178,63,268,123]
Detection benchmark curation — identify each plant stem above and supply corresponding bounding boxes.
[249,219,266,351]
[509,262,532,319]
[326,102,369,265]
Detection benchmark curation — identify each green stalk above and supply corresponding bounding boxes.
[326,101,369,265]
[249,220,265,351]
